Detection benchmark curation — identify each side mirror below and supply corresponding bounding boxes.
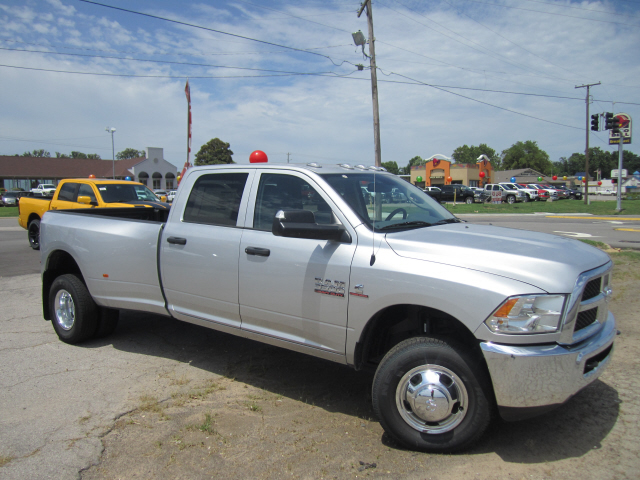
[272,209,350,243]
[77,196,98,206]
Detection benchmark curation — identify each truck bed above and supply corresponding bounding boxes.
[41,209,169,315]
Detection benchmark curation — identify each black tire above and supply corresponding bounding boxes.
[94,308,119,339]
[49,274,98,344]
[28,219,41,250]
[372,337,492,453]
[465,196,473,205]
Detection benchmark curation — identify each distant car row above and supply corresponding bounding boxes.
[423,182,585,203]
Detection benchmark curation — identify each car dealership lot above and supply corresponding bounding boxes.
[1,217,640,479]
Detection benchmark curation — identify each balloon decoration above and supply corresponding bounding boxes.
[125,176,131,181]
[552,175,558,181]
[446,176,452,183]
[577,176,582,181]
[177,175,181,183]
[479,171,485,178]
[416,176,423,183]
[563,176,567,181]
[510,177,516,183]
[598,181,602,186]
[89,174,96,178]
[249,150,268,163]
[582,177,587,183]
[537,176,543,182]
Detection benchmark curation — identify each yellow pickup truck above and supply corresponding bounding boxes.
[18,178,169,250]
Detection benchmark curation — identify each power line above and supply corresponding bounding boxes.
[519,0,640,19]
[459,0,640,27]
[0,46,354,76]
[76,0,353,66]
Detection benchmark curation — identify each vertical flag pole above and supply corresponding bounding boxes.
[179,79,192,185]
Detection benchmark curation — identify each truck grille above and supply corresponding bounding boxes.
[575,307,598,331]
[559,262,612,345]
[582,278,601,301]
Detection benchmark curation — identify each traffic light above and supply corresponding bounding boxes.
[611,178,617,184]
[590,114,599,131]
[604,112,620,132]
[604,112,614,129]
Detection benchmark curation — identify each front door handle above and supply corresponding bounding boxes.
[167,236,187,245]
[245,247,270,257]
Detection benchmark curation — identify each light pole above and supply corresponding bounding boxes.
[105,127,116,179]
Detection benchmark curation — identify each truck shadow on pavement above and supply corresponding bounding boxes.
[88,310,619,463]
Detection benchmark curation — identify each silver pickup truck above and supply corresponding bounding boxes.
[40,163,615,453]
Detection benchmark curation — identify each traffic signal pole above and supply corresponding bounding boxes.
[576,82,600,204]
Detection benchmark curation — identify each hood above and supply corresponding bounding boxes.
[384,223,611,293]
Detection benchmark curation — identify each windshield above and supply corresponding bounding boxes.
[97,184,160,203]
[320,172,458,232]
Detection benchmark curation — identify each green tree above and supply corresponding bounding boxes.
[70,151,87,159]
[195,138,234,166]
[501,141,551,173]
[116,148,145,160]
[451,144,499,167]
[87,153,101,159]
[22,149,51,157]
[382,161,400,175]
[55,152,69,158]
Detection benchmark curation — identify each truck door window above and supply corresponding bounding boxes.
[253,173,334,231]
[77,184,97,203]
[183,173,249,227]
[57,183,78,202]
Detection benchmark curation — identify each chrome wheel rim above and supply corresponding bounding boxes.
[395,365,468,434]
[54,289,75,331]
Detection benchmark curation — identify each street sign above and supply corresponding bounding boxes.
[611,169,628,178]
[609,113,632,145]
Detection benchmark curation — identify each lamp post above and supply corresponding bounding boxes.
[105,127,116,179]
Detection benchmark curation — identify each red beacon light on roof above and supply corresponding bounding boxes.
[88,174,96,179]
[249,150,268,163]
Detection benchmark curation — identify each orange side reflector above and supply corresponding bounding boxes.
[494,298,518,317]
[103,274,109,278]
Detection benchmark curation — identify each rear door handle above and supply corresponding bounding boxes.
[167,236,187,245]
[245,247,270,257]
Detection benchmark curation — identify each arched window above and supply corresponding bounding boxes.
[138,172,149,186]
[165,172,176,190]
[152,172,163,190]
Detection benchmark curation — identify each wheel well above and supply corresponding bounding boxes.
[42,250,83,320]
[28,213,41,226]
[354,304,480,371]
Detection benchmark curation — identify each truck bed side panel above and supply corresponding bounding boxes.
[41,211,167,315]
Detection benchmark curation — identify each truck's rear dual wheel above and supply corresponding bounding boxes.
[372,337,492,453]
[49,274,119,343]
[28,219,40,250]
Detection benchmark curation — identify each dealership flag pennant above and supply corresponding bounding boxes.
[179,79,192,183]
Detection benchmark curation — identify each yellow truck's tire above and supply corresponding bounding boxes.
[28,219,40,250]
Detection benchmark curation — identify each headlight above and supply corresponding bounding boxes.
[485,294,566,334]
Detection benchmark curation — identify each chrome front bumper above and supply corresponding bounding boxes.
[481,311,616,420]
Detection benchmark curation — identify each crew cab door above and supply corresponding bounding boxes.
[160,169,253,328]
[238,171,356,355]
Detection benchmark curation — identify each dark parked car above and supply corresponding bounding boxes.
[1,191,29,206]
[423,186,442,202]
[439,184,476,204]
[555,185,582,200]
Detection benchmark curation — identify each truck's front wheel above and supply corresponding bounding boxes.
[28,219,40,250]
[372,337,492,453]
[49,274,98,344]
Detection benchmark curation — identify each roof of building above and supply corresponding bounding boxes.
[0,156,144,179]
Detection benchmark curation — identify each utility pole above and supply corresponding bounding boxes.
[287,152,290,163]
[575,82,600,204]
[358,0,381,167]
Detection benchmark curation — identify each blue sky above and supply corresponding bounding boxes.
[1,0,639,172]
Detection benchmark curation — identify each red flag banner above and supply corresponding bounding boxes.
[179,79,192,183]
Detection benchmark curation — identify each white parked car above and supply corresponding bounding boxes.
[599,189,616,196]
[167,190,177,202]
[31,184,57,196]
